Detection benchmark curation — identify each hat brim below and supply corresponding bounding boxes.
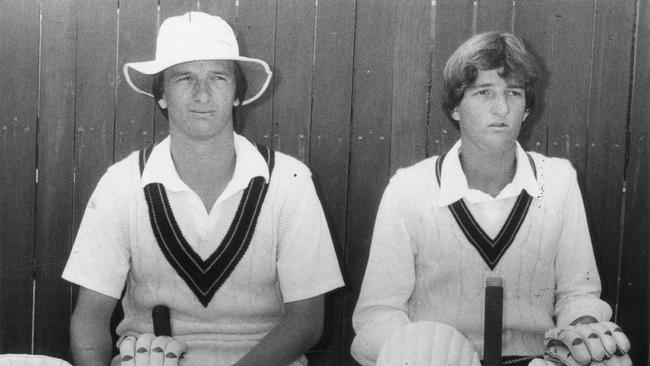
[123,56,272,106]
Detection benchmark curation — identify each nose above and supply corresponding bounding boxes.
[192,79,211,104]
[492,93,510,117]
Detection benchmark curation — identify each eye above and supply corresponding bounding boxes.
[174,75,192,82]
[210,74,229,82]
[476,89,491,96]
[508,90,524,97]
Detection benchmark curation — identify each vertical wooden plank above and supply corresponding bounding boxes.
[115,0,158,160]
[343,0,395,364]
[74,0,118,239]
[477,0,514,33]
[159,0,199,23]
[621,1,649,365]
[271,0,315,161]
[233,0,277,146]
[427,0,474,157]
[584,0,633,323]
[540,1,594,185]
[33,0,77,359]
[308,1,355,364]
[0,0,39,354]
[513,0,553,154]
[390,0,430,172]
[200,0,237,24]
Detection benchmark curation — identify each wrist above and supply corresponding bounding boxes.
[569,315,598,325]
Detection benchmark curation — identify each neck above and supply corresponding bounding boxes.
[459,142,517,197]
[169,132,237,211]
[170,133,236,177]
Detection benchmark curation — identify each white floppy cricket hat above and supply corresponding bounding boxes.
[123,11,272,106]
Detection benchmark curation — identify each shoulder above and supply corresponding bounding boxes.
[526,151,579,202]
[527,151,575,174]
[389,155,438,190]
[93,150,141,196]
[270,150,313,184]
[526,151,577,182]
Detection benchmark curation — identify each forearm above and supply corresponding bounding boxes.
[70,310,114,366]
[233,297,323,366]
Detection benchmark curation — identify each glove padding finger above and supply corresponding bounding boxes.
[149,336,173,366]
[572,323,607,362]
[544,343,583,366]
[118,336,136,366]
[589,323,618,356]
[545,328,591,365]
[134,333,155,366]
[162,338,187,366]
[601,322,631,355]
[604,353,632,366]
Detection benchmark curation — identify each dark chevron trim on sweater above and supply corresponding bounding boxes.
[139,144,274,306]
[435,152,536,270]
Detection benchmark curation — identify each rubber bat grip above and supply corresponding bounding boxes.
[152,305,171,337]
[483,277,503,366]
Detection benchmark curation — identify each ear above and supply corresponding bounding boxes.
[451,107,460,122]
[523,109,530,122]
[233,99,241,107]
[158,97,167,109]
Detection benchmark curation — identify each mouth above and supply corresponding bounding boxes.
[189,110,215,116]
[488,122,509,128]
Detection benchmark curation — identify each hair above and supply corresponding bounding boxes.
[441,32,540,121]
[152,60,248,119]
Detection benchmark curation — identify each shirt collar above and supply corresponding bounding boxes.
[436,140,540,207]
[140,133,269,202]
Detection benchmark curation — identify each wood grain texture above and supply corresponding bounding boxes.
[619,0,649,364]
[200,0,237,24]
[307,1,355,363]
[540,1,594,187]
[114,0,157,161]
[427,0,474,156]
[233,0,277,146]
[74,0,118,235]
[271,0,315,161]
[584,0,633,317]
[33,0,77,359]
[477,0,514,33]
[390,0,430,172]
[513,0,553,154]
[342,0,396,364]
[0,0,39,354]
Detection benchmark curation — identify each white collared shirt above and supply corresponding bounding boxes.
[139,133,270,245]
[436,140,541,238]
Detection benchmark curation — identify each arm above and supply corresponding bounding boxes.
[233,295,324,366]
[70,287,119,366]
[553,167,611,327]
[351,181,415,366]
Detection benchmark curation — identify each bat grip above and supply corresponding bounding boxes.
[484,277,503,366]
[152,305,171,337]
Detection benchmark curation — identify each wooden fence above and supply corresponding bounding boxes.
[1,0,648,365]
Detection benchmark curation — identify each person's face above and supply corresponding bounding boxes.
[159,60,240,140]
[452,68,529,153]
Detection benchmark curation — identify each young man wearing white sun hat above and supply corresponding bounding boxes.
[63,11,343,366]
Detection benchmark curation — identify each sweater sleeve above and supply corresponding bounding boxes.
[351,179,415,366]
[553,163,612,326]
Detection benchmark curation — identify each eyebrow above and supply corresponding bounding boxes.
[469,82,525,89]
[167,69,232,78]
